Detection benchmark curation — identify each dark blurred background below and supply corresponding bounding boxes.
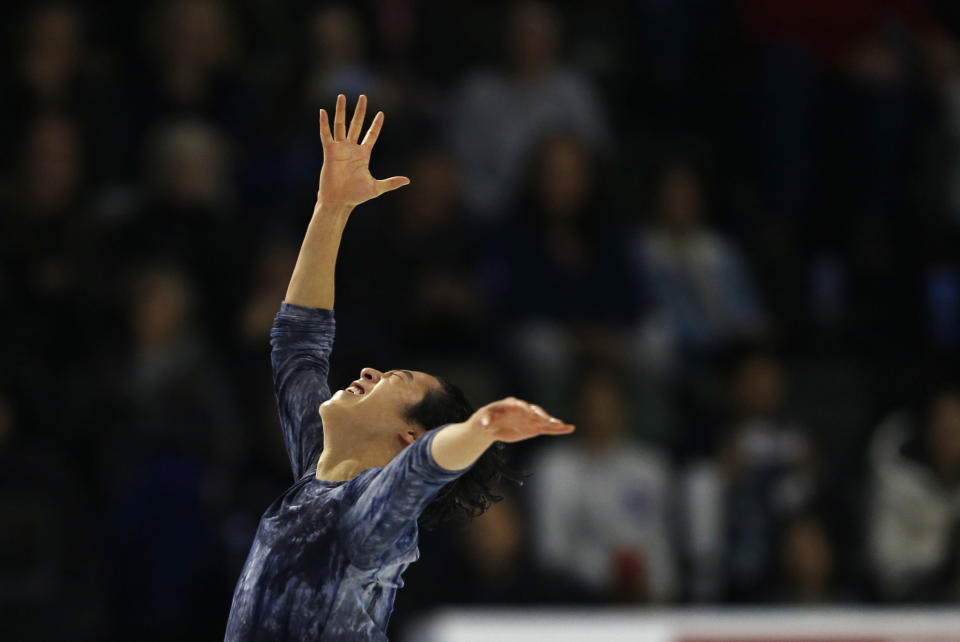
[3,0,960,639]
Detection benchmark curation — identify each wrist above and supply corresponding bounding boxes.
[462,417,499,447]
[312,201,354,222]
[430,420,496,472]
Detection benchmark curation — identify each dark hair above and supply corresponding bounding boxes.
[404,378,523,529]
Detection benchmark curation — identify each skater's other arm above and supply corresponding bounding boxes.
[430,397,575,471]
[340,399,574,567]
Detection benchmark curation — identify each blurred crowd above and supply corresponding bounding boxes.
[3,1,960,639]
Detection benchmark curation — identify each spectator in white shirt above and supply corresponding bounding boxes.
[529,365,676,602]
[867,387,960,600]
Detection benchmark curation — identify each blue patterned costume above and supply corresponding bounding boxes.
[225,303,466,640]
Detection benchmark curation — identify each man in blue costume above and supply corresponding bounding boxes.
[224,95,575,641]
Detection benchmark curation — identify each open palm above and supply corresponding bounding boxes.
[317,94,409,207]
[474,397,575,443]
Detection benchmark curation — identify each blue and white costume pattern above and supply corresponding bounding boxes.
[225,303,466,641]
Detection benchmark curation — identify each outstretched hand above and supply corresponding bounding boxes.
[317,94,410,207]
[471,397,575,443]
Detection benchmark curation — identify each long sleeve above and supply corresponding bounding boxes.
[270,302,335,479]
[338,429,468,570]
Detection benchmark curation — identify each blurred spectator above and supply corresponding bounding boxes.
[105,118,252,330]
[2,3,112,167]
[116,264,241,464]
[148,0,238,104]
[448,1,610,219]
[18,4,83,103]
[123,0,260,173]
[375,148,488,361]
[488,133,639,409]
[867,387,960,600]
[450,499,543,603]
[632,160,765,358]
[305,5,379,103]
[147,118,234,208]
[495,134,637,324]
[682,350,818,601]
[19,112,83,217]
[6,113,91,305]
[96,264,240,637]
[446,498,594,605]
[530,366,676,602]
[774,512,842,603]
[2,113,111,430]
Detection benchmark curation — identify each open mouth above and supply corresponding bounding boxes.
[346,380,366,396]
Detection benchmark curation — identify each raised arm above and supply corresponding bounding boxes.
[272,95,409,479]
[285,94,410,309]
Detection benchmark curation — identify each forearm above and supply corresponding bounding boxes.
[284,202,354,309]
[429,420,496,472]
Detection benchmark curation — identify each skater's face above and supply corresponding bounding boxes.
[323,367,442,444]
